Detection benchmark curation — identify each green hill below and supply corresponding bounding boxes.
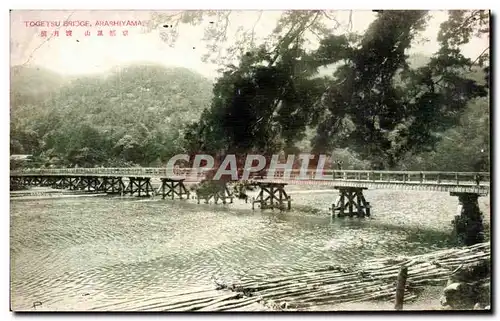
[10,64,214,167]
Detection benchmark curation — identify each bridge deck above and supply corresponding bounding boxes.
[10,168,490,194]
[254,178,489,194]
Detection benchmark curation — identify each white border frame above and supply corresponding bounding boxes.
[2,1,498,321]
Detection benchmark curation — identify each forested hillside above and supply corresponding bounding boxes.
[10,59,489,171]
[10,64,213,167]
[10,11,490,172]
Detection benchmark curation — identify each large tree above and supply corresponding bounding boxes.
[148,10,347,65]
[183,10,489,170]
[313,10,489,168]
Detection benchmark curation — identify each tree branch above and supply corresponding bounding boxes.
[348,10,353,32]
[22,11,75,66]
[251,11,264,47]
[321,10,341,28]
[268,12,321,67]
[470,46,490,67]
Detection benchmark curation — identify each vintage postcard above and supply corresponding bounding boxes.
[10,9,490,312]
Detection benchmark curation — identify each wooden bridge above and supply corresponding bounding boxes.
[10,167,490,246]
[10,167,489,218]
[10,168,490,191]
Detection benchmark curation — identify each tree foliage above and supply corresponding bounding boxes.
[149,10,344,65]
[11,10,490,172]
[399,96,489,172]
[183,10,490,170]
[10,64,213,167]
[185,46,327,157]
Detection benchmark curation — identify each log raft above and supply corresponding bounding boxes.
[88,242,489,312]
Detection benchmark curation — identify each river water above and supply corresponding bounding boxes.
[10,188,490,311]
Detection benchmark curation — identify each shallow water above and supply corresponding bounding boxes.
[10,188,490,311]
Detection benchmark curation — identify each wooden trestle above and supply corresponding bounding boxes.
[252,182,291,211]
[123,177,154,197]
[450,192,485,246]
[97,177,126,194]
[196,181,234,205]
[330,186,371,218]
[9,172,489,247]
[158,178,190,200]
[11,175,130,195]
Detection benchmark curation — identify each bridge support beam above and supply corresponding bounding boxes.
[450,192,484,246]
[252,183,291,211]
[72,177,86,190]
[196,181,233,204]
[65,177,79,190]
[27,176,43,187]
[331,187,370,218]
[53,176,72,189]
[124,177,154,197]
[71,176,101,191]
[10,176,25,190]
[159,178,190,200]
[40,176,57,187]
[98,177,126,194]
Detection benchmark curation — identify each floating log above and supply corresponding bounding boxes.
[167,293,244,311]
[98,242,490,312]
[195,296,262,312]
[223,243,490,311]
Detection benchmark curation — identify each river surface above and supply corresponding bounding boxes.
[10,188,490,311]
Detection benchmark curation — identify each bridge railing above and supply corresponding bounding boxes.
[253,169,490,186]
[9,167,207,180]
[10,168,490,186]
[323,170,490,185]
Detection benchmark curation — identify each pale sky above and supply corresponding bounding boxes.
[10,10,489,80]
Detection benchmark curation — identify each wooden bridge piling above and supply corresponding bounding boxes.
[72,177,85,191]
[252,182,291,211]
[450,192,485,246]
[67,177,79,190]
[196,181,233,205]
[330,187,370,218]
[97,177,126,194]
[124,177,154,197]
[159,178,190,200]
[9,169,490,229]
